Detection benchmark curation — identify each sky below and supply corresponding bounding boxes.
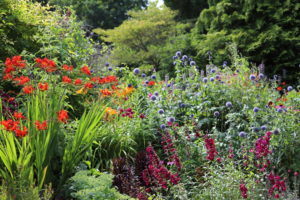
[149,0,164,7]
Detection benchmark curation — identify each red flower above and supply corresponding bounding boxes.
[57,110,69,123]
[38,82,49,91]
[35,120,47,130]
[14,126,28,137]
[276,86,283,91]
[1,119,19,131]
[74,79,82,85]
[148,81,155,86]
[14,76,30,85]
[62,64,73,71]
[90,76,101,82]
[62,76,72,84]
[4,65,16,74]
[23,85,34,94]
[3,73,13,80]
[35,58,57,72]
[5,56,26,69]
[13,112,26,120]
[84,82,93,89]
[81,65,91,75]
[99,75,118,84]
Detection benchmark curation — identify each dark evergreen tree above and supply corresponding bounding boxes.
[49,0,148,29]
[164,0,208,19]
[192,0,300,80]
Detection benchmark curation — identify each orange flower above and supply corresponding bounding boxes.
[62,76,72,84]
[100,89,113,96]
[74,79,82,85]
[23,85,34,94]
[13,112,26,120]
[116,87,134,97]
[81,65,91,75]
[38,82,49,91]
[14,76,30,85]
[0,119,19,131]
[35,120,47,130]
[57,110,69,123]
[105,107,118,115]
[14,127,28,137]
[35,58,57,72]
[62,64,73,71]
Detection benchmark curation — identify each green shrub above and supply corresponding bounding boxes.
[68,170,132,200]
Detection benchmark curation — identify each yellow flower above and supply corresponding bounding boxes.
[76,87,88,95]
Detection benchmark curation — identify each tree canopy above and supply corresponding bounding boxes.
[192,0,300,79]
[98,4,179,70]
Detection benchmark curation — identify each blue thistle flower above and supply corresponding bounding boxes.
[190,61,196,66]
[133,68,140,74]
[287,86,293,91]
[259,73,264,79]
[108,67,113,71]
[167,117,175,123]
[249,74,256,80]
[151,75,156,80]
[261,125,267,131]
[253,107,260,113]
[210,69,216,73]
[239,131,247,138]
[214,111,220,117]
[142,73,146,78]
[176,51,182,57]
[203,78,208,83]
[160,124,166,129]
[226,102,232,108]
[182,55,188,61]
[150,95,157,101]
[210,77,215,82]
[158,109,164,115]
